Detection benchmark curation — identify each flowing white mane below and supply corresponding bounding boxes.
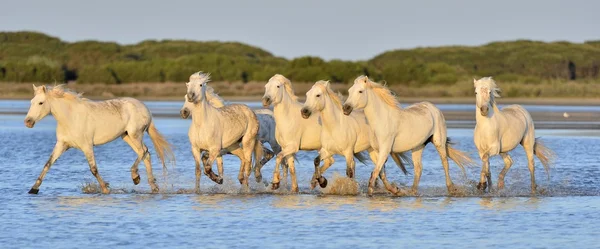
[474,77,501,98]
[270,74,298,102]
[189,71,211,85]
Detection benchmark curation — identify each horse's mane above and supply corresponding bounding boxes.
[315,80,343,109]
[359,76,401,110]
[205,85,226,108]
[474,77,501,98]
[46,85,86,101]
[190,71,211,85]
[270,74,298,102]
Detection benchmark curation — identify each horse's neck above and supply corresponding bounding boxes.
[273,92,302,120]
[320,99,343,132]
[363,92,397,129]
[192,99,218,127]
[49,98,77,127]
[476,103,504,128]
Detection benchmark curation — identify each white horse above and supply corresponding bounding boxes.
[301,80,412,192]
[185,72,259,192]
[180,88,285,182]
[343,76,474,196]
[262,74,334,192]
[24,85,174,194]
[473,77,554,193]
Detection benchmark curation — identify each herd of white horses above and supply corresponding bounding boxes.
[23,72,555,196]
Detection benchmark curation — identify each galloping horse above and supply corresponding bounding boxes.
[185,72,259,192]
[262,74,333,192]
[301,80,411,192]
[24,85,174,194]
[343,76,474,196]
[473,77,554,193]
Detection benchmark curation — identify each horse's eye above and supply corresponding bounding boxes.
[475,92,478,95]
[316,94,321,97]
[359,91,363,94]
[38,102,43,105]
[276,85,280,88]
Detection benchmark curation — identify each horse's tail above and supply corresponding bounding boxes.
[353,151,370,166]
[446,138,475,178]
[147,121,175,174]
[390,152,412,175]
[534,138,555,180]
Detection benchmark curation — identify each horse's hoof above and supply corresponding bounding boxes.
[272,182,280,190]
[318,177,328,188]
[255,175,262,183]
[367,187,374,197]
[28,188,39,194]
[346,170,354,178]
[101,189,110,194]
[151,187,159,193]
[260,158,269,166]
[310,180,318,190]
[477,182,487,191]
[498,182,505,190]
[133,176,141,185]
[216,177,223,185]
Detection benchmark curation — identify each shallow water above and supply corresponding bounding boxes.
[1,113,600,248]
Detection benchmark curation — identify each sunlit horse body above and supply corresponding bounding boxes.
[262,74,333,192]
[180,86,285,182]
[185,72,259,192]
[24,85,174,194]
[301,81,411,192]
[343,76,474,196]
[473,77,554,193]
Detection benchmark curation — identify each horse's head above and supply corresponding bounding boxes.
[186,72,210,103]
[343,76,369,115]
[262,74,288,107]
[24,84,51,128]
[180,95,193,119]
[474,77,500,117]
[302,81,329,119]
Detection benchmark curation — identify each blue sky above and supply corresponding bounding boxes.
[2,0,598,60]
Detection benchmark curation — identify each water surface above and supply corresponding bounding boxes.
[1,114,599,248]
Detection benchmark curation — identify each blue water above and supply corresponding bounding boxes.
[1,111,600,248]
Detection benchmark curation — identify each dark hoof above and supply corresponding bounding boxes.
[28,188,39,194]
[133,175,141,185]
[318,177,328,188]
[367,187,374,197]
[255,174,262,183]
[310,180,318,190]
[216,178,223,184]
[346,170,354,178]
[477,182,487,191]
[272,182,280,190]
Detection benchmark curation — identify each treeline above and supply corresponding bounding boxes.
[1,31,599,85]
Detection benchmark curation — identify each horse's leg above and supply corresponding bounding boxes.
[29,141,69,194]
[82,147,110,194]
[369,142,393,196]
[344,151,356,179]
[498,152,513,190]
[122,134,159,193]
[203,150,221,184]
[311,149,333,189]
[434,142,456,194]
[477,153,491,192]
[272,145,298,190]
[522,141,537,194]
[410,146,425,195]
[286,155,299,193]
[191,147,204,193]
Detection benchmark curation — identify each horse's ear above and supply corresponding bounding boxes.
[364,76,369,83]
[40,85,47,93]
[324,81,330,87]
[32,84,37,92]
[186,82,190,87]
[473,78,477,86]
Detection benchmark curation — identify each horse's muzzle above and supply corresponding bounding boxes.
[180,108,190,119]
[342,104,353,115]
[262,96,272,108]
[480,106,489,116]
[187,93,196,102]
[300,107,311,119]
[24,118,35,128]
